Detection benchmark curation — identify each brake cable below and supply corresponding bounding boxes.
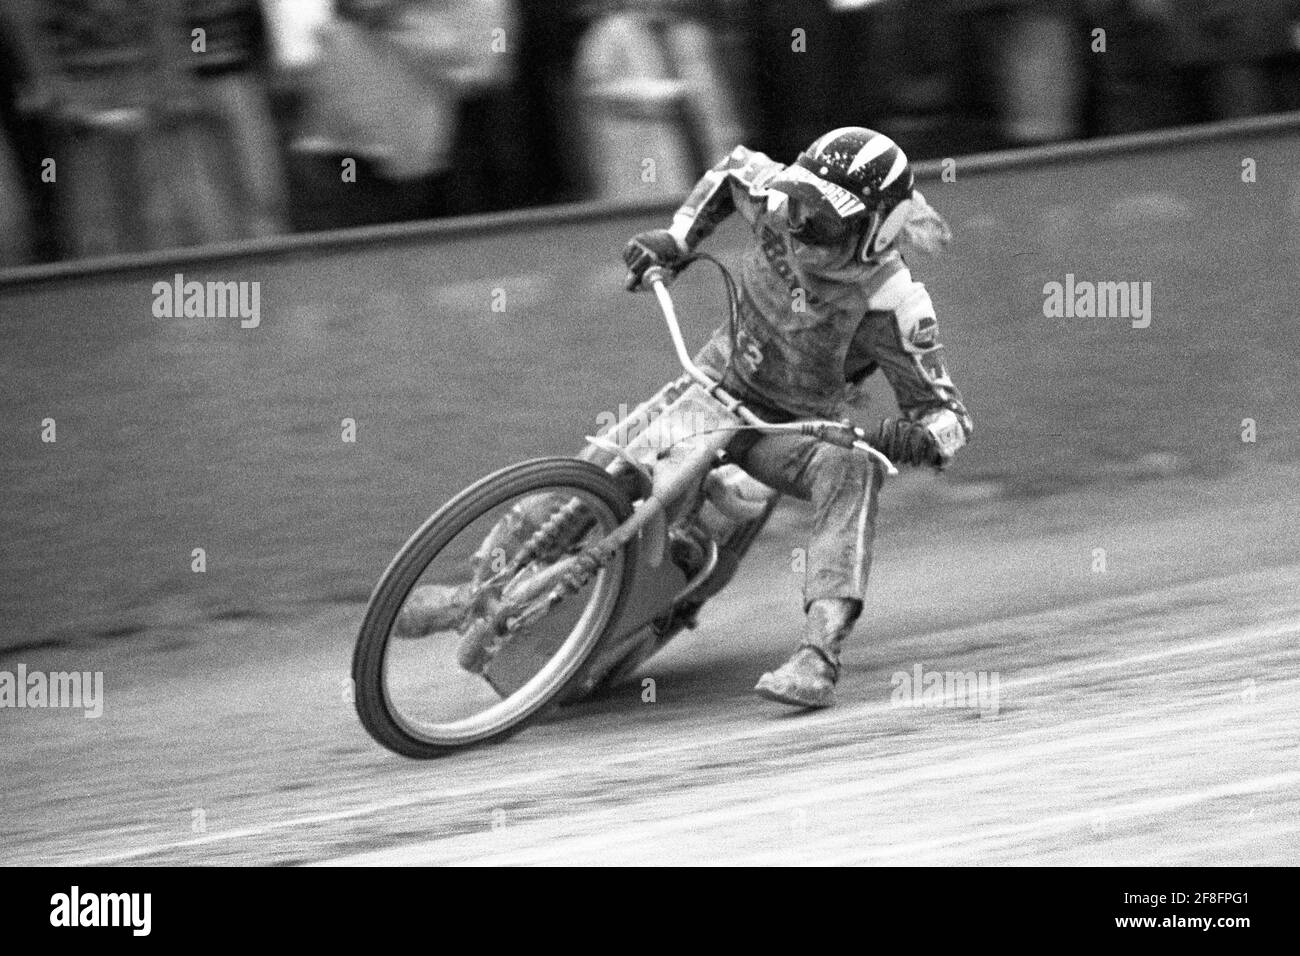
[672,252,741,385]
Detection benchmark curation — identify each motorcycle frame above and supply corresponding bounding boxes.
[494,267,896,628]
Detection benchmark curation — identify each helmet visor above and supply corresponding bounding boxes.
[768,164,867,247]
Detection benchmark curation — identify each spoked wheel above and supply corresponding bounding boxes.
[353,458,635,757]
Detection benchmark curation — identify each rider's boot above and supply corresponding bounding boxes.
[754,598,861,709]
[393,583,472,639]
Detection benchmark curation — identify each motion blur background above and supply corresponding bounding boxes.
[2,0,1300,265]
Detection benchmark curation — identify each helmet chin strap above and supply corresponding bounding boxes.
[855,212,881,263]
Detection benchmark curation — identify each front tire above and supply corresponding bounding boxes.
[353,458,634,758]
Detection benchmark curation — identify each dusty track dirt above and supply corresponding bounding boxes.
[4,462,1297,865]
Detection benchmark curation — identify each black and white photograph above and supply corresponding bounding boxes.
[1,0,1297,899]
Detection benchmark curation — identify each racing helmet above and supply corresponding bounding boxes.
[784,127,917,261]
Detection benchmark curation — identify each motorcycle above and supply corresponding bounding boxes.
[352,259,897,757]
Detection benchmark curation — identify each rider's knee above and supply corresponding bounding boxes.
[808,443,872,485]
[801,444,885,508]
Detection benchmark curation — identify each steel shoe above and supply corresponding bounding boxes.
[754,598,860,709]
[754,646,839,708]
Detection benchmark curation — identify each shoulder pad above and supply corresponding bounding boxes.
[874,271,938,350]
[725,145,785,193]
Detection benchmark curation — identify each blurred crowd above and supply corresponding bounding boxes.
[2,0,1299,266]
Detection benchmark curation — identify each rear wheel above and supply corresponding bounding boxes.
[353,458,634,757]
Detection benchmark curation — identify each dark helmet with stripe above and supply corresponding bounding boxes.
[793,127,916,261]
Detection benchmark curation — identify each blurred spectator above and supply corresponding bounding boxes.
[5,0,285,259]
[505,0,590,207]
[6,0,165,257]
[0,14,35,266]
[1162,0,1300,119]
[184,0,289,239]
[571,0,746,202]
[267,0,519,231]
[726,0,1085,160]
[741,0,841,162]
[911,0,1085,148]
[0,125,32,266]
[984,0,1085,144]
[1087,0,1300,133]
[822,0,976,156]
[2,0,1298,266]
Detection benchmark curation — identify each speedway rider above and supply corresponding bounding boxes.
[622,127,973,709]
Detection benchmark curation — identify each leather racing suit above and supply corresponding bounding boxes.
[667,145,973,607]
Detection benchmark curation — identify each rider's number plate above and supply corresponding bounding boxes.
[622,385,737,468]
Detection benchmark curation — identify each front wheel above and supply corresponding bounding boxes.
[353,458,635,757]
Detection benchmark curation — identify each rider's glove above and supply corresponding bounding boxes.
[623,229,684,291]
[872,408,970,469]
[917,407,970,464]
[870,418,941,468]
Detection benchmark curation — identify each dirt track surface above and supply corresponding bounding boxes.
[4,461,1297,866]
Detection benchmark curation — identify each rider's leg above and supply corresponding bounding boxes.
[729,431,884,707]
[756,596,861,708]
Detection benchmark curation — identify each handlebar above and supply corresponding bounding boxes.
[644,269,898,476]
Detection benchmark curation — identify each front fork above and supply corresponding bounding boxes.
[478,430,731,641]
